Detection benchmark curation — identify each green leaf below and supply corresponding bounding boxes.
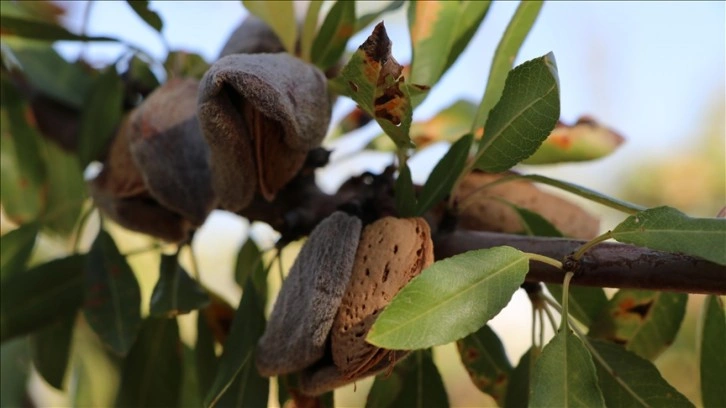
[300,1,323,61]
[530,330,606,408]
[416,134,472,215]
[356,1,405,31]
[1,73,47,187]
[149,254,210,317]
[4,42,92,108]
[234,239,266,301]
[505,201,563,237]
[590,339,694,407]
[215,344,269,408]
[71,320,123,407]
[204,280,265,408]
[0,337,31,407]
[42,138,86,236]
[503,347,538,408]
[311,0,355,70]
[83,230,142,356]
[0,223,38,281]
[242,1,297,54]
[367,349,449,408]
[126,55,161,93]
[0,15,117,42]
[195,307,219,399]
[179,345,203,408]
[700,295,725,408]
[472,1,543,131]
[589,290,687,361]
[611,206,726,266]
[457,325,512,405]
[0,107,44,224]
[77,67,125,167]
[408,1,491,106]
[367,246,529,349]
[30,312,75,389]
[164,51,209,80]
[547,285,607,328]
[474,52,560,172]
[0,255,84,342]
[518,174,644,214]
[395,164,417,218]
[116,317,182,408]
[330,23,413,148]
[126,1,163,32]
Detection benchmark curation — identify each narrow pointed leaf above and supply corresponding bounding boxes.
[611,206,726,266]
[150,254,209,317]
[311,0,355,70]
[700,295,726,408]
[116,317,182,408]
[216,346,269,408]
[196,307,220,399]
[179,345,203,408]
[519,174,644,214]
[301,1,323,61]
[0,337,32,407]
[416,134,472,215]
[407,1,491,106]
[204,281,265,408]
[367,246,529,349]
[506,201,563,237]
[42,138,86,236]
[395,164,417,217]
[1,255,84,342]
[0,112,43,224]
[83,230,142,356]
[242,1,297,54]
[234,239,263,291]
[367,350,449,408]
[472,1,543,131]
[0,223,38,280]
[589,290,687,361]
[356,1,405,31]
[330,23,412,148]
[590,339,694,407]
[0,15,117,42]
[4,42,92,107]
[457,325,512,404]
[475,52,560,172]
[126,1,163,32]
[530,330,606,408]
[547,284,607,328]
[29,312,75,389]
[77,67,125,166]
[503,347,538,408]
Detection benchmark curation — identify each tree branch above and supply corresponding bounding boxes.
[434,230,726,295]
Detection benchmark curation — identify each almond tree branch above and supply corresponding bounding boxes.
[433,230,726,295]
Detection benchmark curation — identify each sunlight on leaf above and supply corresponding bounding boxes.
[311,0,355,70]
[367,247,528,349]
[611,206,726,266]
[0,223,38,281]
[242,1,297,54]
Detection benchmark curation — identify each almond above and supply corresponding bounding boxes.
[296,217,434,396]
[256,212,362,377]
[457,171,600,239]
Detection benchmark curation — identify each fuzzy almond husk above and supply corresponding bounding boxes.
[256,212,362,377]
[457,171,600,239]
[298,217,434,396]
[198,53,331,210]
[126,78,216,226]
[218,15,285,58]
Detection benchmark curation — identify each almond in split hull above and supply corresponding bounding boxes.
[457,171,600,239]
[331,217,434,380]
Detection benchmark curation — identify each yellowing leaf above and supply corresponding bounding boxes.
[524,117,625,164]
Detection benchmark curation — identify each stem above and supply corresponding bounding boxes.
[434,230,726,295]
[530,303,537,351]
[560,272,574,331]
[525,252,563,270]
[276,249,285,283]
[72,205,96,253]
[572,231,613,261]
[538,306,545,348]
[77,0,95,62]
[542,301,558,333]
[453,172,519,210]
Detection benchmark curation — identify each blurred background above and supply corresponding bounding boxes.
[2,1,724,407]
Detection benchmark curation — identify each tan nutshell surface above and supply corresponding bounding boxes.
[330,217,434,380]
[457,171,600,239]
